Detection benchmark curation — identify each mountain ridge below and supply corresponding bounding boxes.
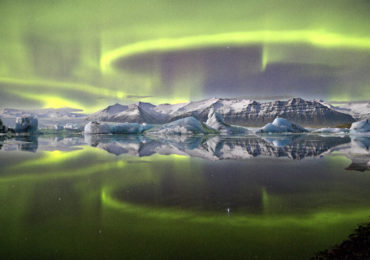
[89,97,356,127]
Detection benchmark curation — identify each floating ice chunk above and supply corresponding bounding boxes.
[110,123,153,134]
[15,116,38,134]
[206,107,249,135]
[312,128,349,134]
[257,117,308,133]
[147,116,217,135]
[84,121,110,134]
[84,121,153,134]
[350,118,370,134]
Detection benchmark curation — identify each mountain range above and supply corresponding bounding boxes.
[89,97,356,127]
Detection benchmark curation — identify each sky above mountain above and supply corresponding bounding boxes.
[0,0,370,112]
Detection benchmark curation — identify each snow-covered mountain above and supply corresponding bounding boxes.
[89,102,167,123]
[90,97,355,127]
[330,101,370,120]
[89,103,128,121]
[0,107,86,119]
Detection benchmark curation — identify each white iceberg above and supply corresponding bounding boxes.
[257,117,308,133]
[312,128,349,134]
[147,116,217,135]
[84,121,110,134]
[64,123,82,131]
[206,107,249,135]
[109,123,153,134]
[84,121,153,134]
[14,116,38,134]
[350,118,370,134]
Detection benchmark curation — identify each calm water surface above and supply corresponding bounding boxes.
[0,134,369,259]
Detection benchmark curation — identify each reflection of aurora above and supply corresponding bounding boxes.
[101,187,370,228]
[1,139,370,258]
[0,145,190,183]
[0,146,126,183]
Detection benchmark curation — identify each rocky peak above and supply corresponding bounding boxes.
[103,103,128,113]
[287,97,306,105]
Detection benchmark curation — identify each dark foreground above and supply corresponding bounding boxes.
[314,222,370,259]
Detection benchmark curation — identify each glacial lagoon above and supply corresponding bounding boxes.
[0,133,369,259]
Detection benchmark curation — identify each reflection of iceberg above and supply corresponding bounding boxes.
[345,137,370,171]
[333,136,370,171]
[0,135,38,152]
[86,134,351,160]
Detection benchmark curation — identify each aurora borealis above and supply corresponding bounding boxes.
[1,0,370,112]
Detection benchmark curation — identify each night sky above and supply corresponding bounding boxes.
[1,0,370,112]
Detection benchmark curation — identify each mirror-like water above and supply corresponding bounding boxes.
[0,134,369,259]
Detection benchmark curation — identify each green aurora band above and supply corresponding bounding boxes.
[0,0,369,111]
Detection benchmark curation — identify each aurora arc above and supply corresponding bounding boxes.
[1,0,370,110]
[101,30,370,73]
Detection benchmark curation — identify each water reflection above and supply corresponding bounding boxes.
[85,134,353,160]
[0,135,38,152]
[0,133,370,259]
[1,134,369,171]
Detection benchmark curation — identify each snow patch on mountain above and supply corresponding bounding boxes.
[332,101,370,120]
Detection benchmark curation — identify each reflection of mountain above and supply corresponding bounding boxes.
[2,135,368,170]
[85,135,351,160]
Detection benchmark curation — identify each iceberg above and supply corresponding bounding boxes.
[0,119,8,133]
[257,117,308,133]
[84,121,153,134]
[350,118,370,134]
[14,116,38,134]
[146,116,217,135]
[109,123,153,134]
[312,128,349,134]
[206,107,249,135]
[84,121,110,134]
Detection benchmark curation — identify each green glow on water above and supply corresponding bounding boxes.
[101,187,370,227]
[0,142,370,258]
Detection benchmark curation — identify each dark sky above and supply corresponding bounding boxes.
[0,0,370,112]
